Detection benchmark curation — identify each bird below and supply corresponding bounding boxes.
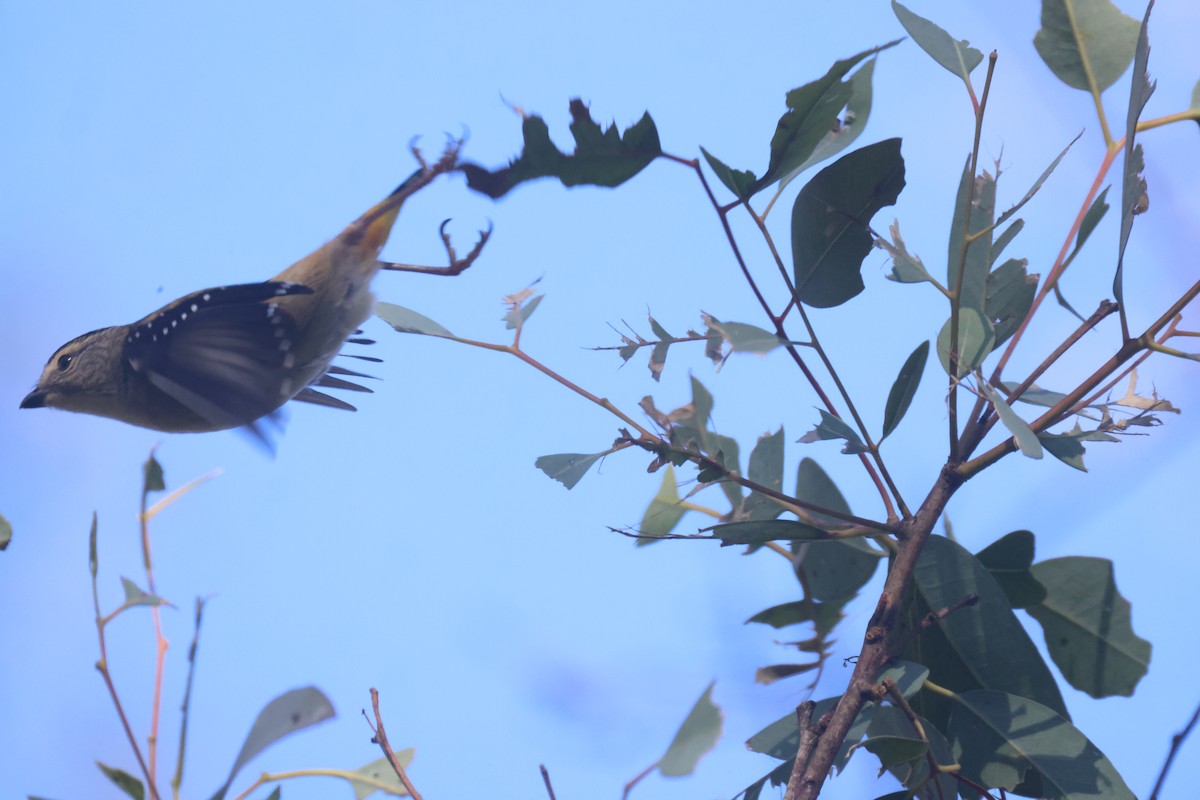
[20,144,487,440]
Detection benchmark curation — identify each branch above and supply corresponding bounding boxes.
[367,688,423,800]
[1148,697,1200,800]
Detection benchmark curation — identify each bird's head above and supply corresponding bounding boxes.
[21,326,132,421]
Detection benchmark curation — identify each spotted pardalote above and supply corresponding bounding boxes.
[20,144,487,440]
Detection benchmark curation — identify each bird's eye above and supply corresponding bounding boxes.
[57,354,74,371]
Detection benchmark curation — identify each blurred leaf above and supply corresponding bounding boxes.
[1027,557,1151,698]
[351,750,415,799]
[143,453,165,494]
[1073,185,1111,256]
[706,520,830,546]
[995,132,1082,228]
[658,683,723,777]
[876,660,930,699]
[855,708,927,767]
[1115,6,1156,318]
[1034,0,1139,92]
[991,218,1024,265]
[780,59,879,187]
[797,539,883,602]
[792,138,906,308]
[947,163,995,315]
[889,710,957,800]
[461,100,661,198]
[1002,381,1071,409]
[637,466,686,547]
[706,318,785,354]
[947,690,1134,798]
[793,457,852,528]
[985,258,1037,347]
[936,307,995,377]
[902,536,1068,729]
[798,409,868,454]
[210,687,336,800]
[97,763,144,800]
[756,663,819,684]
[0,512,10,551]
[503,293,543,330]
[746,600,843,635]
[89,512,98,578]
[881,340,928,440]
[648,316,672,381]
[534,452,606,490]
[880,220,936,285]
[757,41,901,191]
[264,789,281,800]
[1038,422,1119,471]
[891,1,983,83]
[120,577,169,609]
[982,384,1043,459]
[375,303,455,338]
[700,147,756,201]
[975,530,1047,609]
[740,428,787,522]
[1115,371,1179,413]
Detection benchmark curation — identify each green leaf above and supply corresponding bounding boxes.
[1001,381,1072,409]
[740,428,787,522]
[757,41,901,191]
[0,511,11,551]
[265,789,281,800]
[503,293,543,330]
[797,539,883,602]
[658,682,723,777]
[637,465,686,547]
[461,100,661,198]
[209,687,336,800]
[700,147,756,201]
[746,600,844,635]
[1115,5,1155,318]
[948,690,1135,798]
[705,318,785,354]
[855,708,928,768]
[936,307,995,377]
[1037,422,1119,471]
[880,220,936,285]
[779,59,879,187]
[88,512,98,578]
[985,258,1037,347]
[794,457,852,526]
[756,663,820,684]
[982,384,1043,459]
[143,453,165,494]
[889,711,957,800]
[1034,0,1139,93]
[1073,185,1111,255]
[947,162,995,314]
[798,408,868,454]
[975,530,1047,609]
[902,536,1068,729]
[647,315,672,381]
[990,218,1024,265]
[995,132,1082,228]
[891,1,983,83]
[120,577,170,608]
[881,340,928,440]
[351,750,415,800]
[792,138,906,308]
[375,302,456,338]
[706,519,830,546]
[1027,557,1151,698]
[97,762,145,800]
[534,452,606,490]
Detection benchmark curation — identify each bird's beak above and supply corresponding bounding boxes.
[20,389,46,409]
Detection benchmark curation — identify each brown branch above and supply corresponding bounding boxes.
[540,765,557,800]
[1148,697,1200,800]
[367,688,423,800]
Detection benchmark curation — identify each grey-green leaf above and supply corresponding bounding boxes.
[0,511,10,551]
[658,682,723,776]
[707,319,785,353]
[995,132,1082,228]
[707,520,831,547]
[120,577,170,608]
[1037,422,1119,471]
[1115,4,1156,320]
[1074,185,1111,255]
[985,258,1037,347]
[780,59,879,188]
[947,163,995,314]
[936,307,995,377]
[375,302,456,338]
[209,687,335,800]
[637,465,686,547]
[792,138,905,308]
[1026,557,1151,698]
[143,453,165,494]
[351,750,415,800]
[798,409,868,454]
[982,384,1043,459]
[974,530,1047,609]
[97,763,145,800]
[881,220,936,285]
[534,452,606,490]
[700,147,756,201]
[891,1,983,84]
[881,340,928,440]
[1033,0,1139,93]
[947,690,1135,798]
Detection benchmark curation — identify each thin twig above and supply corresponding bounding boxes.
[622,762,657,800]
[139,468,169,791]
[882,679,946,800]
[1148,697,1200,800]
[367,688,423,800]
[540,764,557,800]
[171,597,207,800]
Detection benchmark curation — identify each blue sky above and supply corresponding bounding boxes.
[2,2,1199,799]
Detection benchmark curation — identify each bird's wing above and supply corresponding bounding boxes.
[124,282,314,430]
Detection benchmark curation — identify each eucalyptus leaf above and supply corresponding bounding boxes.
[375,302,456,338]
[995,132,1082,228]
[534,452,606,490]
[881,340,928,440]
[637,465,686,547]
[936,307,995,377]
[1034,0,1139,93]
[792,138,906,308]
[881,220,935,285]
[0,511,11,551]
[706,519,830,546]
[1037,423,1119,471]
[982,383,1043,459]
[1115,4,1156,319]
[780,59,879,187]
[706,319,785,353]
[97,763,145,800]
[120,577,170,608]
[985,258,1037,347]
[947,163,995,315]
[798,408,868,454]
[658,682,723,777]
[975,529,1047,609]
[351,750,415,800]
[700,147,756,201]
[143,453,165,494]
[891,1,982,84]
